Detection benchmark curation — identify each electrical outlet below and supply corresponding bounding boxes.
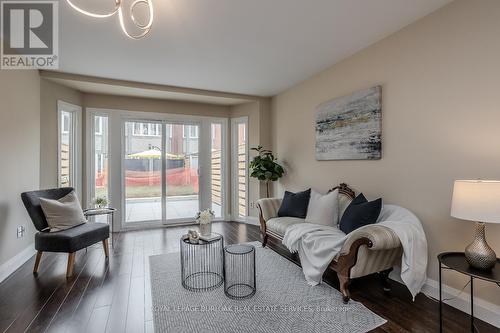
[17,225,26,238]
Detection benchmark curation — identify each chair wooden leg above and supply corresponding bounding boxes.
[33,251,43,274]
[66,252,76,277]
[262,234,268,247]
[102,238,109,258]
[338,273,351,304]
[379,268,393,292]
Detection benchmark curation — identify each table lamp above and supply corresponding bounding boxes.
[451,180,500,270]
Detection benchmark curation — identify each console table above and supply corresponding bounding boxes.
[438,252,500,332]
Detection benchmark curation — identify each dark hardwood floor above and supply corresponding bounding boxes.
[0,222,497,333]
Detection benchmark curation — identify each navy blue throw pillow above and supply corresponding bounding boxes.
[277,189,311,218]
[339,193,382,234]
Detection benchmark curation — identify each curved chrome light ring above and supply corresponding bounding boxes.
[65,0,121,18]
[130,0,153,29]
[118,3,153,40]
[66,0,154,39]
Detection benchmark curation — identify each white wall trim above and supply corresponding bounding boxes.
[0,244,36,283]
[389,268,500,328]
[422,277,500,328]
[243,216,259,226]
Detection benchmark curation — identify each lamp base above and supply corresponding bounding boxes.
[465,222,497,270]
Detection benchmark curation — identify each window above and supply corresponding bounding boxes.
[95,117,102,135]
[132,123,161,136]
[189,125,199,138]
[57,101,82,196]
[231,117,248,220]
[92,115,109,202]
[62,113,70,134]
[211,122,224,218]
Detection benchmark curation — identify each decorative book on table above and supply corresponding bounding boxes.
[199,233,221,242]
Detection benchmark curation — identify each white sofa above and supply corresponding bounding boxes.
[257,183,403,303]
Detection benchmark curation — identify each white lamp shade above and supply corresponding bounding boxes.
[451,180,500,223]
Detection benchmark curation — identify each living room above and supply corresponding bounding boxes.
[1,0,499,332]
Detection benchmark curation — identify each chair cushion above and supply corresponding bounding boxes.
[35,222,109,253]
[21,187,75,232]
[267,217,305,236]
[277,189,311,218]
[306,189,339,226]
[339,193,382,234]
[39,191,87,232]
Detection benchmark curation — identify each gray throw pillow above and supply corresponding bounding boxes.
[40,191,87,232]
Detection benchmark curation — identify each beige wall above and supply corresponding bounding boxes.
[0,70,40,267]
[271,0,500,305]
[40,79,83,189]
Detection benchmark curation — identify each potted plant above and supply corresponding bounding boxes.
[195,209,215,236]
[249,146,285,198]
[92,196,108,209]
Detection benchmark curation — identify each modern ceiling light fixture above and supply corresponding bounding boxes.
[66,0,154,39]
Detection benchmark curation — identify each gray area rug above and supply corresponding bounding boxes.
[149,242,386,333]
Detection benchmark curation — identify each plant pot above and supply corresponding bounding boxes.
[199,223,212,237]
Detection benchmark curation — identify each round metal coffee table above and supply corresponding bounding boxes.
[180,233,224,292]
[224,244,256,299]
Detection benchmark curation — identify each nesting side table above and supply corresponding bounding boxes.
[180,233,224,291]
[224,244,256,299]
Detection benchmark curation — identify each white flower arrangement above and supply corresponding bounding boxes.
[195,209,215,225]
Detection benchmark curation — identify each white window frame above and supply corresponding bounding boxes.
[231,117,249,222]
[57,100,82,199]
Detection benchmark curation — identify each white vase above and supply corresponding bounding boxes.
[199,223,212,237]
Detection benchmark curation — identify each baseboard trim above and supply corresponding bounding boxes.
[243,216,259,226]
[422,277,500,328]
[389,268,500,328]
[0,243,36,284]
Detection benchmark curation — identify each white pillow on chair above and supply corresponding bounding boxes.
[305,189,339,226]
[40,191,87,232]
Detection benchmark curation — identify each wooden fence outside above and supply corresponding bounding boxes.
[211,144,246,218]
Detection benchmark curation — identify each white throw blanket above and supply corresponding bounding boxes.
[282,204,428,300]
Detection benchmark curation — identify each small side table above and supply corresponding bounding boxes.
[438,252,500,332]
[224,244,256,299]
[84,207,116,248]
[180,233,224,292]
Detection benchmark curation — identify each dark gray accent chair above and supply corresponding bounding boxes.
[21,187,110,277]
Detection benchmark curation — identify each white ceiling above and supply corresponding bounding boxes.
[58,0,452,96]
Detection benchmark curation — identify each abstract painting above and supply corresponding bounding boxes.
[315,86,382,160]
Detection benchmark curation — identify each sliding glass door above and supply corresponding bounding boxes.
[165,123,200,220]
[86,109,228,229]
[124,121,163,223]
[123,120,201,224]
